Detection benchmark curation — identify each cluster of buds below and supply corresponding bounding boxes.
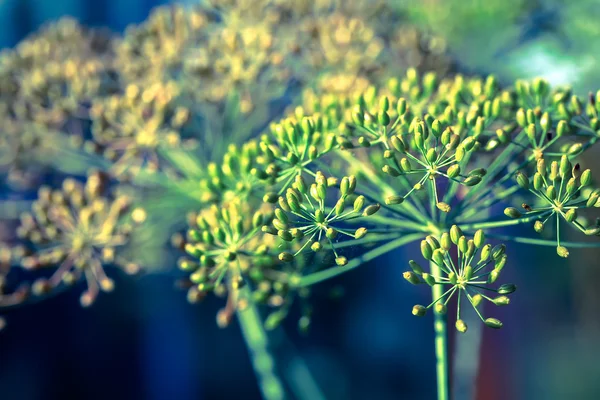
[254,114,338,193]
[15,172,145,307]
[507,156,600,257]
[264,172,378,266]
[382,114,486,213]
[114,4,214,81]
[405,226,515,332]
[89,81,194,178]
[196,141,264,205]
[180,202,276,327]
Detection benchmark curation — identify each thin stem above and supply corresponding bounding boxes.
[237,290,287,400]
[296,233,423,287]
[430,260,449,400]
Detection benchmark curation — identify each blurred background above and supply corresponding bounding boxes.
[1,0,600,399]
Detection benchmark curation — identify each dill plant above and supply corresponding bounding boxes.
[2,2,600,400]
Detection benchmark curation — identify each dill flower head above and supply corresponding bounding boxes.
[16,172,145,307]
[179,201,277,327]
[89,80,195,178]
[264,171,378,267]
[406,226,515,332]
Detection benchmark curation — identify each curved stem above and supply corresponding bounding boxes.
[431,260,449,400]
[237,290,287,400]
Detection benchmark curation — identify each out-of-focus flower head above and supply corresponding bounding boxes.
[15,172,146,307]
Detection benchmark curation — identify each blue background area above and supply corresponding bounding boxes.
[1,1,599,400]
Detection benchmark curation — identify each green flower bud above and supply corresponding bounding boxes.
[409,260,424,275]
[537,159,547,176]
[436,202,451,213]
[493,296,510,306]
[463,176,482,186]
[534,220,544,233]
[432,248,445,266]
[556,246,569,258]
[397,98,407,115]
[546,185,557,201]
[474,230,485,248]
[403,271,421,285]
[586,192,599,208]
[492,244,506,260]
[456,319,468,333]
[400,158,412,172]
[516,172,529,190]
[495,255,507,272]
[487,269,499,284]
[581,169,592,186]
[435,303,447,314]
[279,252,293,262]
[455,145,465,162]
[326,228,338,240]
[484,318,503,329]
[472,294,482,307]
[422,273,436,286]
[311,242,322,252]
[273,218,288,231]
[386,195,405,205]
[353,195,365,212]
[335,256,348,266]
[463,265,473,280]
[458,236,468,254]
[516,108,527,127]
[383,165,401,177]
[498,283,517,294]
[565,209,577,223]
[540,112,551,132]
[263,192,278,203]
[450,225,463,244]
[412,305,427,317]
[391,135,406,153]
[363,204,380,216]
[504,207,522,219]
[568,143,583,156]
[447,164,460,178]
[480,244,491,262]
[440,233,451,250]
[448,271,458,285]
[557,120,568,137]
[421,240,433,260]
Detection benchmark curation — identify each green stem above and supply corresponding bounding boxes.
[296,233,423,287]
[431,261,449,400]
[237,291,287,400]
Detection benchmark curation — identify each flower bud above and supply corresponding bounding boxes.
[412,305,427,317]
[498,283,517,294]
[363,204,380,216]
[409,260,424,275]
[493,296,510,306]
[353,195,365,212]
[484,318,503,329]
[456,319,468,333]
[386,195,405,205]
[421,240,433,260]
[504,207,521,218]
[436,202,451,213]
[335,256,348,266]
[516,172,529,190]
[450,225,463,244]
[556,246,569,258]
[279,252,293,262]
[474,229,485,248]
[403,271,421,285]
[435,303,447,314]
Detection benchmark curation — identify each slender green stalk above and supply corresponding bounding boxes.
[296,233,423,287]
[431,261,449,400]
[237,290,287,400]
